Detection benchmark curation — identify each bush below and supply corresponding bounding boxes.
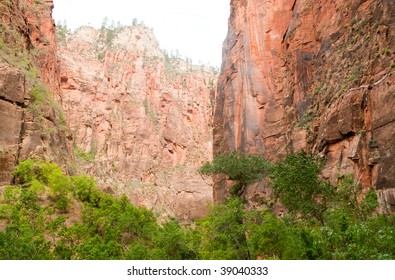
[0,184,55,259]
[13,158,71,212]
[13,158,43,184]
[153,220,197,260]
[0,227,53,260]
[71,175,101,206]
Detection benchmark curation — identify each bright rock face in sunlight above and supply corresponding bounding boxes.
[59,25,216,220]
[214,0,395,212]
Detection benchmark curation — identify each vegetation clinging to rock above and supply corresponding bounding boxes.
[1,155,394,260]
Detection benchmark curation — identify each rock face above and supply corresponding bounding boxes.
[58,26,216,220]
[215,0,395,212]
[0,0,72,185]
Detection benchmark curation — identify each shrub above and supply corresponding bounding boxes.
[13,159,71,211]
[71,175,101,206]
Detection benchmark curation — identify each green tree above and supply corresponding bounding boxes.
[335,175,379,221]
[246,209,306,259]
[0,186,56,259]
[194,198,250,259]
[268,151,334,225]
[150,220,197,260]
[199,151,267,196]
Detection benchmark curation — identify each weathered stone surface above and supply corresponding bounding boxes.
[370,76,395,192]
[377,188,395,214]
[215,0,395,212]
[0,0,72,185]
[1,0,60,92]
[59,26,216,220]
[0,100,23,185]
[0,100,23,147]
[0,62,25,104]
[0,63,25,185]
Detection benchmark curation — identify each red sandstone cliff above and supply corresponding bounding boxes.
[58,26,216,220]
[3,0,393,219]
[215,0,395,212]
[0,0,72,185]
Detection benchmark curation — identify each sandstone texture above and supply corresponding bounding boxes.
[0,0,72,185]
[58,26,216,220]
[215,0,395,212]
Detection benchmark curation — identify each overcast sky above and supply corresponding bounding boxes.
[52,0,230,66]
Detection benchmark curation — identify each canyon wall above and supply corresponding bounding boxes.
[215,0,395,212]
[58,26,215,220]
[0,0,72,185]
[1,1,215,220]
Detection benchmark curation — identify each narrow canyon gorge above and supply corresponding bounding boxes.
[1,0,394,222]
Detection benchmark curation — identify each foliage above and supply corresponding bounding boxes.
[2,159,193,260]
[246,210,306,259]
[199,151,267,196]
[71,175,100,206]
[28,85,66,128]
[1,157,394,260]
[74,146,96,162]
[195,151,395,260]
[268,151,334,224]
[98,17,123,48]
[13,158,71,212]
[148,219,197,260]
[194,198,249,259]
[0,185,58,260]
[334,176,379,221]
[190,192,394,260]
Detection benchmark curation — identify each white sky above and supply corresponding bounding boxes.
[52,0,230,66]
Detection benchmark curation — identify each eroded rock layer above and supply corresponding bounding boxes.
[59,26,216,220]
[215,0,395,212]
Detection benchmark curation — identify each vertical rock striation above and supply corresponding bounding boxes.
[58,26,216,220]
[215,0,395,212]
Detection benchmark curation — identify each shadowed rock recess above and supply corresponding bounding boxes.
[214,0,395,213]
